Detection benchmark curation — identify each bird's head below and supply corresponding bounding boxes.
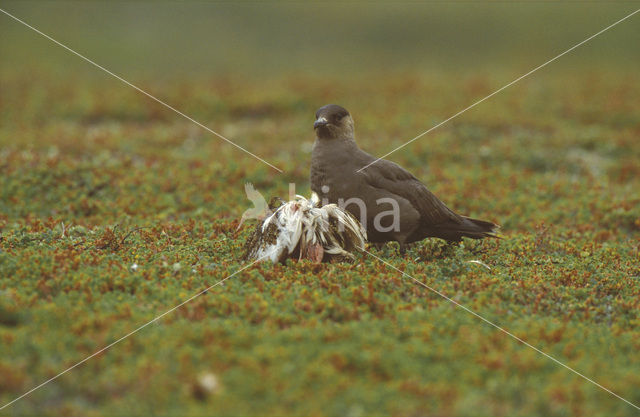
[313,104,354,140]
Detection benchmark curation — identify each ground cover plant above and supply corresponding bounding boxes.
[1,3,640,416]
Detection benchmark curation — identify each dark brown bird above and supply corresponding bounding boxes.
[310,104,499,253]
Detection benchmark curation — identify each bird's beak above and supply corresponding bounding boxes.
[314,117,328,129]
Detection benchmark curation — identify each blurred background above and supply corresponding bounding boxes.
[2,1,639,77]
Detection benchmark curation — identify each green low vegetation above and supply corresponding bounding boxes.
[1,2,639,416]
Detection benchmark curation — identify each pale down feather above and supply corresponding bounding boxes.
[243,193,366,263]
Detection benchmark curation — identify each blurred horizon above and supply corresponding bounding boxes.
[1,1,639,81]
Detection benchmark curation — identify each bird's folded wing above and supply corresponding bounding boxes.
[361,159,462,225]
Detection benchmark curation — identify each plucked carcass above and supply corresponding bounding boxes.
[242,193,366,263]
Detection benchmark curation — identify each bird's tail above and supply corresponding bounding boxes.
[459,216,501,240]
[433,216,500,242]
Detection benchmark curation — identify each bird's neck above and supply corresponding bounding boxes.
[315,135,358,147]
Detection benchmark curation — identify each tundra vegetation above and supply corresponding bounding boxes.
[1,3,639,416]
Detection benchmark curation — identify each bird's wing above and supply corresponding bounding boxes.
[361,159,463,225]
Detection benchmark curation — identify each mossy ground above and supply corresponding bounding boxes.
[1,3,640,416]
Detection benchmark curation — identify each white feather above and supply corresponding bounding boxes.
[244,194,366,263]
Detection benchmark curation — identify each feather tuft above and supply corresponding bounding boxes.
[243,194,366,263]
